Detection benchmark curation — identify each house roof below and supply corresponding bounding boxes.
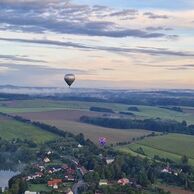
[48,179,62,186]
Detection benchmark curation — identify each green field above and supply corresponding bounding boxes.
[1,99,194,146]
[1,99,194,124]
[28,184,52,192]
[116,133,194,165]
[132,106,194,124]
[0,99,128,112]
[0,116,57,143]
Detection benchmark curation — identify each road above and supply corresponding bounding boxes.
[72,180,85,194]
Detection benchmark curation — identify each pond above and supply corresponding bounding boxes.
[0,170,19,191]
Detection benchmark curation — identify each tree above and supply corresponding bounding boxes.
[181,155,189,165]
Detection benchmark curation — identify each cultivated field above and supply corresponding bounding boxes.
[2,99,194,145]
[1,99,194,124]
[23,120,152,144]
[116,133,194,165]
[15,109,126,121]
[14,110,151,144]
[0,115,57,143]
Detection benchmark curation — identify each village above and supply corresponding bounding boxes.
[24,144,89,194]
[23,142,182,194]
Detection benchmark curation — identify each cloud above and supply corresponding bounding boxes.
[0,0,174,38]
[136,63,194,71]
[0,16,166,38]
[146,26,173,31]
[109,9,138,17]
[144,12,169,19]
[0,54,45,63]
[0,37,193,57]
[167,64,194,71]
[0,63,87,75]
[0,0,63,9]
[101,68,114,71]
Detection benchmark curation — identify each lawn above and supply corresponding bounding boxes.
[28,184,52,192]
[0,116,57,143]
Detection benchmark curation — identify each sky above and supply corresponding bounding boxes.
[0,0,194,89]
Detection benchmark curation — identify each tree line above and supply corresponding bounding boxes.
[80,116,194,135]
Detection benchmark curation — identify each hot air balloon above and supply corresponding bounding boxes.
[99,137,107,146]
[64,74,75,87]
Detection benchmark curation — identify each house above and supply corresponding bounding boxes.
[26,172,43,181]
[66,189,73,194]
[47,151,52,155]
[44,157,50,163]
[78,144,83,148]
[99,179,108,186]
[106,158,115,165]
[53,185,58,189]
[65,175,75,182]
[48,167,62,174]
[118,178,129,186]
[25,192,39,194]
[161,167,172,174]
[36,172,43,177]
[48,179,62,188]
[38,165,45,171]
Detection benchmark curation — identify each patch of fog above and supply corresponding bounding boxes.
[0,86,70,95]
[0,85,109,98]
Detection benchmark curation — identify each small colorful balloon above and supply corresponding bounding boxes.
[99,137,107,146]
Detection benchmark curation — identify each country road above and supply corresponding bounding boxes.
[72,180,85,194]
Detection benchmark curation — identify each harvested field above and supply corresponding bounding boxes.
[16,110,115,121]
[15,110,152,144]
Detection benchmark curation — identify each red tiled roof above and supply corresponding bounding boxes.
[48,179,62,186]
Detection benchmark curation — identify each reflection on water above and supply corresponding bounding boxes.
[0,170,19,189]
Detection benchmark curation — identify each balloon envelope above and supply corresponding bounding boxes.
[64,74,75,87]
[99,137,106,146]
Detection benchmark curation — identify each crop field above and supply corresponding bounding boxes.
[2,99,194,145]
[116,133,194,165]
[15,109,124,121]
[12,110,151,144]
[1,99,194,124]
[22,119,152,144]
[0,115,57,143]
